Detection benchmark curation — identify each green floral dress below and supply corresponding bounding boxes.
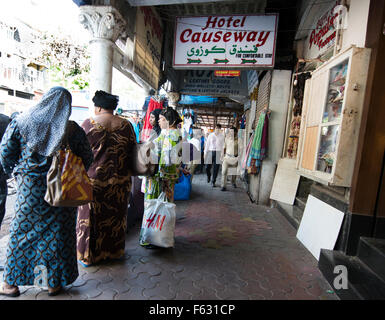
[143,129,181,202]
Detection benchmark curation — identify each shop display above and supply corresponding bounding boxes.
[297,46,371,187]
[322,59,348,123]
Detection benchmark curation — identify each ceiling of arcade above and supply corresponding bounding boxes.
[92,0,300,128]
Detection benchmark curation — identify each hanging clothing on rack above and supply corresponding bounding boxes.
[247,110,269,174]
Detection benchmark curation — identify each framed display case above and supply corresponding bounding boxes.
[296,46,371,187]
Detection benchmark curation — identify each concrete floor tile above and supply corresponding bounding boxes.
[115,287,145,300]
[143,282,177,299]
[132,262,162,276]
[93,288,118,300]
[126,272,157,289]
[35,289,73,300]
[67,279,102,299]
[97,278,130,294]
[177,278,202,296]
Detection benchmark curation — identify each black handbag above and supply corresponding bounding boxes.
[129,142,157,176]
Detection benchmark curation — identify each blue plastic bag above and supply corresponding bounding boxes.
[174,173,192,201]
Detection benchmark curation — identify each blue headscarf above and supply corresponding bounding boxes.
[15,86,72,157]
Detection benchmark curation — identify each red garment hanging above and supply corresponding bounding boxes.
[141,98,163,142]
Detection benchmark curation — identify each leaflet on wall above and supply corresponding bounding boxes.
[173,14,278,69]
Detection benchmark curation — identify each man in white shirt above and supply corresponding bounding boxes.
[204,124,225,187]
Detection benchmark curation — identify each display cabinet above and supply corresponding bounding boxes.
[296,46,371,187]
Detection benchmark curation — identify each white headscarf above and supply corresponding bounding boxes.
[15,86,72,157]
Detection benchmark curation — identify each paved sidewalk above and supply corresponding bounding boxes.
[0,174,339,300]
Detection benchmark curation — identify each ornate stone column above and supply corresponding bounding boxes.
[79,6,126,95]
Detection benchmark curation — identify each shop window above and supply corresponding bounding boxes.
[297,46,371,187]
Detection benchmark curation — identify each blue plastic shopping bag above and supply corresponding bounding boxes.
[174,173,192,201]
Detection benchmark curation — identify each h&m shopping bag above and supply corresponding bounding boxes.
[139,192,176,248]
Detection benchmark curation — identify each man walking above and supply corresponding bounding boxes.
[204,124,224,187]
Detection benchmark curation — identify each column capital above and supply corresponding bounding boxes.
[79,5,126,42]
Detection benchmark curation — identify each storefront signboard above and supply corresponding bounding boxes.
[179,70,248,96]
[303,1,341,60]
[173,14,278,69]
[133,7,163,90]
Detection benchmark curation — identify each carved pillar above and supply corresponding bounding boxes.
[79,6,126,95]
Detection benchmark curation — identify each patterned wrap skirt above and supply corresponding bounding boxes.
[3,173,78,288]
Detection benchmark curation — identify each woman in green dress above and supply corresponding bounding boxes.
[139,107,182,247]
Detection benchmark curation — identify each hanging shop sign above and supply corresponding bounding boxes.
[303,1,341,60]
[173,14,278,69]
[179,70,248,96]
[133,6,163,89]
[214,70,240,77]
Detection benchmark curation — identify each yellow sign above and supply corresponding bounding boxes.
[214,70,240,77]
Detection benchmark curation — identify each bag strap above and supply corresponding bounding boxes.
[158,192,168,202]
[60,121,74,149]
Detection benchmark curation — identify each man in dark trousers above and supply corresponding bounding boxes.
[0,113,11,271]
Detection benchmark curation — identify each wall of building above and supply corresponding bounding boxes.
[340,0,370,50]
[248,70,292,205]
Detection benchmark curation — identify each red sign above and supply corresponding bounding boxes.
[214,70,240,77]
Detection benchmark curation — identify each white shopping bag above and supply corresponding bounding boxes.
[139,192,176,248]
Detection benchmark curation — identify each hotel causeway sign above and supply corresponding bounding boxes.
[173,14,278,69]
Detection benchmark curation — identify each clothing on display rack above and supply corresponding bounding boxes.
[240,114,246,129]
[293,72,311,116]
[182,108,196,139]
[247,109,269,175]
[141,97,164,142]
[287,115,301,158]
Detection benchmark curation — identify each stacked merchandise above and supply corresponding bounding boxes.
[288,72,311,159]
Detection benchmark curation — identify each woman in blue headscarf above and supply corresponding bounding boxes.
[0,87,93,297]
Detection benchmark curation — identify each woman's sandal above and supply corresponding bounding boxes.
[48,286,62,297]
[78,260,92,268]
[0,283,20,297]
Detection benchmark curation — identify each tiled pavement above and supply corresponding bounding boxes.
[0,173,339,300]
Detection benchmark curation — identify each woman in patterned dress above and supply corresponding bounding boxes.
[0,87,93,297]
[139,107,182,247]
[77,90,137,267]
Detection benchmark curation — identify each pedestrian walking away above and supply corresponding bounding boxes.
[0,86,93,297]
[204,124,224,187]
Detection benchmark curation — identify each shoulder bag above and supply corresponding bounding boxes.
[44,123,93,207]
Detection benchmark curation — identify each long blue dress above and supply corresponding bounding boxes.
[0,119,93,288]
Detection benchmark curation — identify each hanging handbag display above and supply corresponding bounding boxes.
[44,125,93,207]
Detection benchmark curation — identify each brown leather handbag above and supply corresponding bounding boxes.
[44,126,93,207]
